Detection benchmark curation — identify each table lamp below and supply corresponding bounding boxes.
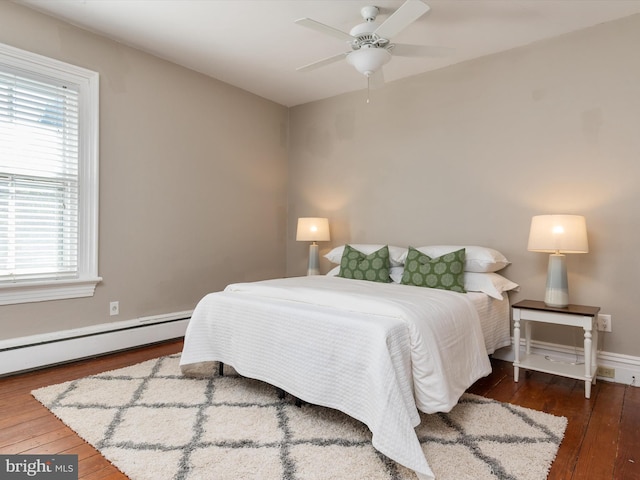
[296,217,330,275]
[527,214,588,308]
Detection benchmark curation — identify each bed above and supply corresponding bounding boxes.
[180,245,515,480]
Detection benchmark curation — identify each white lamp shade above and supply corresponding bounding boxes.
[296,217,330,242]
[527,215,588,254]
[346,47,391,76]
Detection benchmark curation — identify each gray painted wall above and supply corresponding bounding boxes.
[287,14,640,358]
[0,2,288,339]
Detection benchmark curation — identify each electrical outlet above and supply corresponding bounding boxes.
[597,366,615,378]
[109,301,119,316]
[597,314,612,332]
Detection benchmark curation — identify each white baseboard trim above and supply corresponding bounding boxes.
[0,311,192,376]
[492,338,640,387]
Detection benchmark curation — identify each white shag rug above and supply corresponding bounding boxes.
[32,354,567,480]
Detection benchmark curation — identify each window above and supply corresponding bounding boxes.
[0,43,100,305]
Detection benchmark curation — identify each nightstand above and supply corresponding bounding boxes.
[512,300,600,398]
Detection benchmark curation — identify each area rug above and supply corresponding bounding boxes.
[32,354,567,480]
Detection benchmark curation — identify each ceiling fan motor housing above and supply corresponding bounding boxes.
[350,21,377,37]
[350,21,390,50]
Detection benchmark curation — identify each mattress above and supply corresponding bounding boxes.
[180,276,510,480]
[468,290,511,354]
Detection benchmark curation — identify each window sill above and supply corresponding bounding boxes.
[0,277,103,306]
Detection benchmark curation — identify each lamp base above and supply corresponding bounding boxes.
[307,242,320,276]
[545,254,569,308]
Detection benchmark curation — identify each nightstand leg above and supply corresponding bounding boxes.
[592,327,599,385]
[513,315,521,382]
[584,328,592,399]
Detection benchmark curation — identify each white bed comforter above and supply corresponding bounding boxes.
[180,276,492,480]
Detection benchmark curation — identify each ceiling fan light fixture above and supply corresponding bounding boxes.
[295,0,438,89]
[346,47,391,77]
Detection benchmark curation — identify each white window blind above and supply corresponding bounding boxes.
[0,43,100,305]
[0,71,80,282]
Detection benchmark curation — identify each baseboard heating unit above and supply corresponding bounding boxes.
[0,311,191,376]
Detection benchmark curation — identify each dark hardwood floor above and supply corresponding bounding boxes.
[1,339,638,479]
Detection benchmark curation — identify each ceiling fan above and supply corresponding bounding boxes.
[295,0,449,92]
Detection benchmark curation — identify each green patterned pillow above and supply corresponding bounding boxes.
[338,244,391,283]
[401,247,466,292]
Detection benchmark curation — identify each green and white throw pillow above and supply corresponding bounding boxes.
[338,244,391,283]
[401,247,466,293]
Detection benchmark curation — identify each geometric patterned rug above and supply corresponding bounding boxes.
[32,354,567,480]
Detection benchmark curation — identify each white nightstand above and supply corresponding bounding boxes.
[512,299,600,399]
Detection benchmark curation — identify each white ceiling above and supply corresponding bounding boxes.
[14,0,640,107]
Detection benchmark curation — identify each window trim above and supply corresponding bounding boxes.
[0,43,101,305]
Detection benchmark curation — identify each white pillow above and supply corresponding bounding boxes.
[389,266,404,283]
[328,266,518,300]
[399,245,510,273]
[327,266,340,276]
[324,244,408,267]
[327,265,404,282]
[464,272,519,300]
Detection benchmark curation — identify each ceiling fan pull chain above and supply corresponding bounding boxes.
[367,74,371,104]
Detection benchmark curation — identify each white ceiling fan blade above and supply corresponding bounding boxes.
[368,69,385,89]
[296,52,350,72]
[295,18,355,42]
[392,43,453,57]
[374,0,430,39]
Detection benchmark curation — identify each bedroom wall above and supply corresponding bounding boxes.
[287,14,640,359]
[0,2,288,340]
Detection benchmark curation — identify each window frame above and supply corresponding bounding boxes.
[0,43,101,305]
